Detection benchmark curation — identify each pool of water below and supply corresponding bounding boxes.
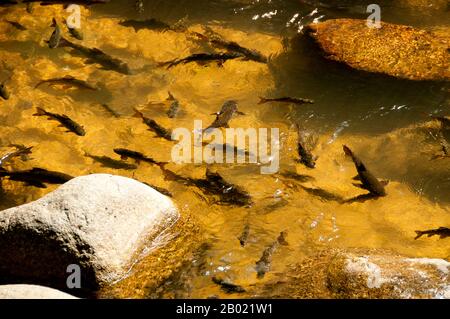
[0,0,449,298]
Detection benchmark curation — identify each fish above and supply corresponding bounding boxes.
[23,0,110,6]
[26,2,34,13]
[343,145,387,197]
[84,152,137,170]
[0,0,18,7]
[194,28,267,63]
[135,0,144,13]
[258,97,314,105]
[0,82,10,100]
[0,146,33,167]
[415,227,450,240]
[255,231,288,279]
[35,75,97,91]
[238,223,250,247]
[161,52,243,69]
[48,18,62,49]
[33,107,86,136]
[202,168,253,206]
[51,35,130,75]
[212,276,246,294]
[204,100,243,131]
[296,124,317,169]
[159,166,253,207]
[65,19,83,40]
[99,103,120,118]
[5,20,27,31]
[430,136,450,160]
[113,148,166,165]
[133,108,172,141]
[119,18,171,32]
[432,116,450,131]
[166,92,180,118]
[0,167,73,188]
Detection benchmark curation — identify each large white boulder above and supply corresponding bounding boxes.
[0,284,78,299]
[0,174,179,296]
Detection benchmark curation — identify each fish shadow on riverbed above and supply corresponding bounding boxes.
[300,185,345,203]
[342,193,381,204]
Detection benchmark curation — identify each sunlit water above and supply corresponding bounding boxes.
[0,0,449,298]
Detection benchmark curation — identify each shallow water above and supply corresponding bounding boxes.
[0,0,449,298]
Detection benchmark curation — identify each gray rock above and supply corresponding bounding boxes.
[0,284,78,299]
[0,174,179,297]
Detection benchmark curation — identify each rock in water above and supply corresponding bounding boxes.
[306,19,450,81]
[0,174,179,297]
[0,285,78,299]
[253,248,450,299]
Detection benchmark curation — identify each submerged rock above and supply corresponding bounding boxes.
[253,248,450,298]
[327,250,450,298]
[306,19,449,81]
[0,174,179,296]
[0,284,78,299]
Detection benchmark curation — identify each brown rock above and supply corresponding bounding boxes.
[306,19,450,81]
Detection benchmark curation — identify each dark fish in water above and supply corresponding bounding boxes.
[0,167,73,188]
[0,82,10,100]
[296,124,317,169]
[99,104,120,118]
[205,100,243,131]
[26,2,34,13]
[51,35,130,74]
[415,227,450,240]
[35,75,97,91]
[433,116,450,130]
[0,146,32,167]
[33,107,86,136]
[119,18,171,32]
[0,0,18,7]
[161,52,243,69]
[255,231,288,279]
[113,148,166,165]
[84,152,137,170]
[5,20,27,31]
[160,166,253,207]
[68,27,83,41]
[135,0,144,13]
[23,0,110,6]
[48,18,61,49]
[430,135,450,160]
[202,168,253,206]
[65,19,83,40]
[238,223,250,247]
[258,97,314,105]
[133,108,172,141]
[343,145,387,196]
[166,92,180,118]
[194,28,267,63]
[212,276,246,294]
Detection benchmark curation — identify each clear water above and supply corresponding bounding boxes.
[0,0,449,298]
